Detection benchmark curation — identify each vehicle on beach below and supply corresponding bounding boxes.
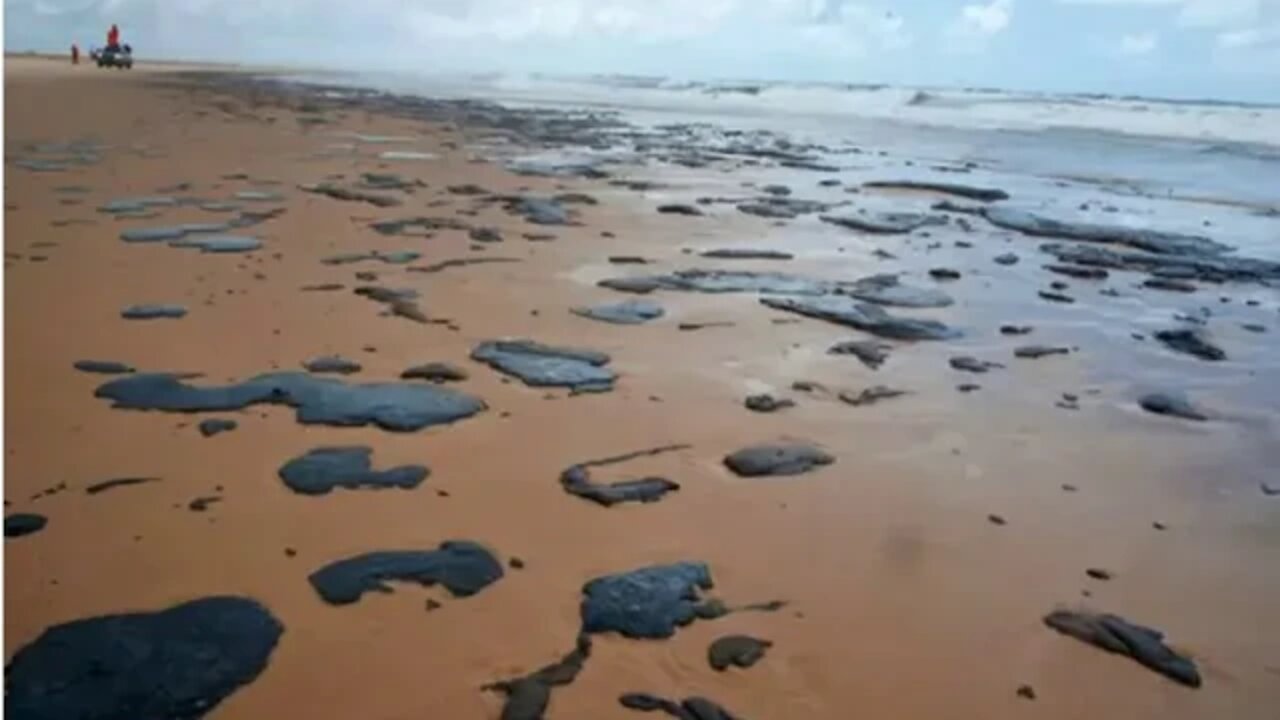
[90,45,132,69]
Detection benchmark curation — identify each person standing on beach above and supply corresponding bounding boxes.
[70,43,79,64]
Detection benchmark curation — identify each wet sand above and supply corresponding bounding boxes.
[5,56,1280,718]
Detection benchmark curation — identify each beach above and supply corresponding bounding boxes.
[4,55,1280,718]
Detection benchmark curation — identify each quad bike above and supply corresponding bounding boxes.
[91,44,133,69]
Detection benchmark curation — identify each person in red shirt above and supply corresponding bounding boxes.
[107,24,119,50]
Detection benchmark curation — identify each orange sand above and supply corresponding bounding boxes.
[5,57,1279,718]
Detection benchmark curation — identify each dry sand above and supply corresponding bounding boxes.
[5,56,1279,718]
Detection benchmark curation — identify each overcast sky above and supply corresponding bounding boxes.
[6,0,1279,102]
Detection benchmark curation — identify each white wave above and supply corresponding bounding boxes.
[308,71,1280,150]
[653,82,1280,149]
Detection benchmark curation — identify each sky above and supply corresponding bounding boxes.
[6,0,1280,102]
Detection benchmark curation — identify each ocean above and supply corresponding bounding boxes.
[296,71,1280,208]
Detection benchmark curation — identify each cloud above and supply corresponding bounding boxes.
[5,0,927,80]
[1119,31,1158,54]
[399,0,741,42]
[32,0,86,14]
[945,0,1013,53]
[1058,0,1269,29]
[11,0,915,45]
[16,0,912,47]
[6,0,1277,99]
[957,0,1014,36]
[1059,0,1178,4]
[801,3,912,50]
[1177,0,1262,28]
[1217,24,1280,48]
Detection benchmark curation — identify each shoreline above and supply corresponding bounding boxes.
[241,68,1280,211]
[272,68,1280,154]
[5,57,1279,719]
